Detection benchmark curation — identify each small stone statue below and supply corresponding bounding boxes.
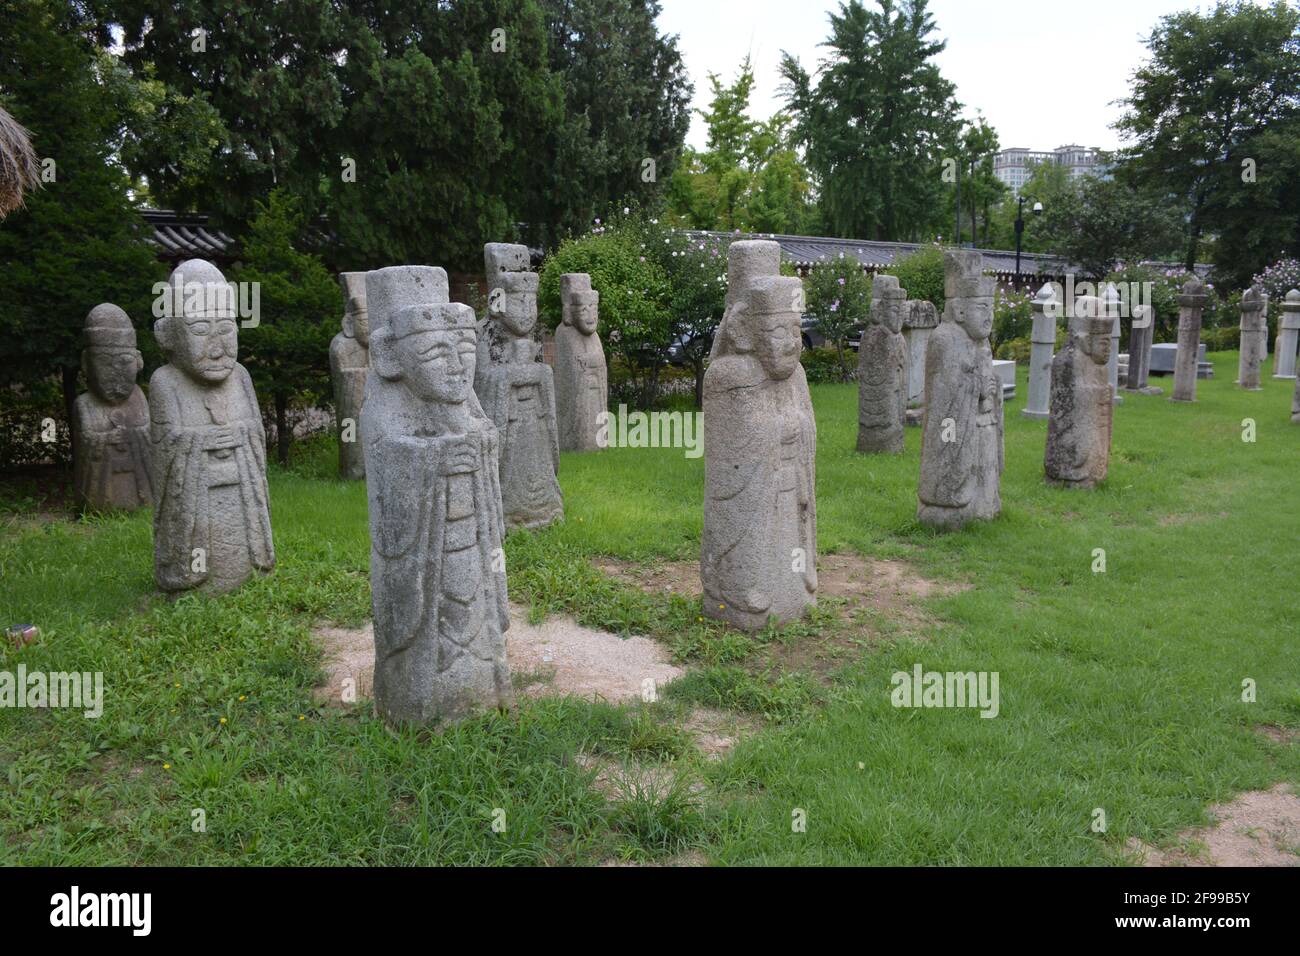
[903,299,939,425]
[857,274,908,453]
[553,273,607,452]
[917,250,1003,531]
[150,258,274,595]
[1124,303,1161,394]
[1237,286,1268,391]
[330,272,369,479]
[473,243,563,530]
[1022,283,1058,419]
[1171,277,1208,403]
[1044,296,1113,489]
[362,265,512,725]
[72,304,152,512]
[702,241,816,631]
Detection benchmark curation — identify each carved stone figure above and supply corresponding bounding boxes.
[903,299,939,425]
[1022,283,1058,420]
[1044,296,1113,489]
[1102,283,1124,404]
[1236,286,1268,390]
[73,303,152,512]
[473,243,563,530]
[330,272,369,479]
[702,241,816,631]
[1124,304,1160,394]
[553,273,607,452]
[1171,277,1208,403]
[150,259,274,595]
[917,251,1003,531]
[857,274,908,453]
[362,265,512,725]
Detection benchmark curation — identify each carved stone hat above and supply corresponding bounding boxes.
[83,303,136,348]
[389,302,477,339]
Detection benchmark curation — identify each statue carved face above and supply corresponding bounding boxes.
[875,295,905,334]
[752,308,802,381]
[1081,330,1110,366]
[349,299,370,346]
[571,298,598,336]
[397,330,477,404]
[954,296,994,342]
[85,347,142,404]
[490,288,537,338]
[170,312,238,384]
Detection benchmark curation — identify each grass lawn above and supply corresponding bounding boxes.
[2,351,1298,865]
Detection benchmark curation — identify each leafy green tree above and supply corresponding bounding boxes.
[805,255,872,377]
[881,244,945,313]
[1115,0,1300,271]
[953,115,1005,246]
[0,0,163,444]
[234,190,342,466]
[781,0,960,241]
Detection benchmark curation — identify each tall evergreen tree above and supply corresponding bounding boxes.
[780,0,959,242]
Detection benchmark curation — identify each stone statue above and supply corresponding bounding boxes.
[149,258,274,595]
[702,241,816,631]
[917,251,1003,531]
[857,274,908,453]
[73,303,152,512]
[553,273,607,452]
[361,265,512,725]
[473,243,563,530]
[1171,277,1208,403]
[330,272,369,479]
[1236,286,1268,391]
[1022,283,1058,419]
[1276,290,1300,379]
[903,299,939,425]
[1102,284,1123,404]
[1124,304,1160,394]
[1044,296,1112,489]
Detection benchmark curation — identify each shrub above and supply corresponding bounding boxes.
[800,346,853,384]
[993,289,1032,352]
[805,254,872,378]
[882,244,945,314]
[995,337,1032,363]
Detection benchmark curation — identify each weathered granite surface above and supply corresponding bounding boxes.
[857,274,908,453]
[702,241,816,630]
[73,303,152,512]
[1171,277,1208,403]
[361,265,512,725]
[917,250,1003,531]
[473,243,563,530]
[1102,284,1123,404]
[553,273,607,452]
[1124,303,1160,394]
[1044,296,1113,489]
[1022,283,1058,419]
[150,259,274,595]
[1237,285,1268,391]
[904,299,939,411]
[330,272,369,479]
[1275,289,1300,379]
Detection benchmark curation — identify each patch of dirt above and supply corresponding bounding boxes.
[594,557,701,599]
[572,752,700,800]
[1257,724,1300,745]
[682,707,761,760]
[599,850,708,867]
[312,604,682,706]
[1127,785,1300,867]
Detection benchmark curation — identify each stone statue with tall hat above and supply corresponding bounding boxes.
[330,272,370,479]
[362,265,513,725]
[149,258,274,595]
[553,273,607,452]
[857,274,908,453]
[73,303,152,511]
[1044,295,1113,489]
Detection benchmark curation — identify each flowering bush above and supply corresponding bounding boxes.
[992,289,1032,351]
[805,253,871,378]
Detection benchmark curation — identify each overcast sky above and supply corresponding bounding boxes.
[658,0,1264,154]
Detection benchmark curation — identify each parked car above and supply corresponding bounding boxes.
[801,314,863,352]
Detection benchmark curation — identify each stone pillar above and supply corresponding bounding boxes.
[902,299,938,426]
[1237,285,1268,390]
[1124,304,1157,393]
[1022,282,1057,420]
[1102,283,1123,404]
[1171,277,1207,403]
[330,272,369,479]
[1275,290,1300,379]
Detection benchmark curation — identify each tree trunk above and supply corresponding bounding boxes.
[275,391,289,466]
[693,359,705,410]
[61,364,78,471]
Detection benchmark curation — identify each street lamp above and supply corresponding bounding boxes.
[1014,196,1043,288]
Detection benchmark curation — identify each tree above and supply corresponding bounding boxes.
[0,0,163,443]
[234,190,342,466]
[781,0,960,242]
[805,255,872,378]
[1115,0,1300,271]
[1035,174,1186,279]
[953,115,1005,246]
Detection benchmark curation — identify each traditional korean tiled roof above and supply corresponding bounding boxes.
[142,209,239,264]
